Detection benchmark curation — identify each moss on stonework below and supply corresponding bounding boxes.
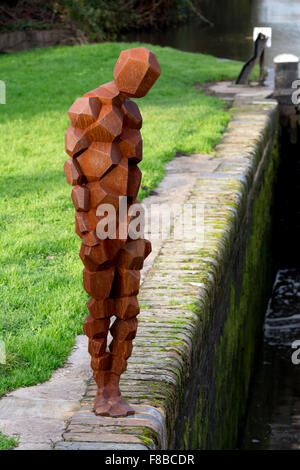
[181,135,278,449]
[168,300,181,305]
[0,431,18,450]
[139,427,160,448]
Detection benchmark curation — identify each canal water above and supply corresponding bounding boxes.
[240,269,300,449]
[128,0,300,450]
[239,125,300,449]
[127,0,300,66]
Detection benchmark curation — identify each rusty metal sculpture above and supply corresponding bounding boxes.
[64,47,161,417]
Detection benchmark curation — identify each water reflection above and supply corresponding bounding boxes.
[253,0,300,65]
[127,0,300,66]
[240,269,300,450]
[256,0,300,23]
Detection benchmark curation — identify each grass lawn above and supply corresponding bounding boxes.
[0,41,251,399]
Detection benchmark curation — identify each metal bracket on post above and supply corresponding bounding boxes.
[236,33,268,85]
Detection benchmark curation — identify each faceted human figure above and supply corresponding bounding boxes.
[64,47,161,417]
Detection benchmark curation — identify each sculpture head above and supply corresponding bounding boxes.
[113,47,161,99]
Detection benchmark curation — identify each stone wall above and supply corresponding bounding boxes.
[176,101,279,449]
[0,30,82,54]
[55,91,279,450]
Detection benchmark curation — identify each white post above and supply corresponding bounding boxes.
[274,54,299,91]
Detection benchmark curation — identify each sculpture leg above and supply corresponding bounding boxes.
[93,281,140,417]
[86,239,149,417]
[86,312,127,417]
[83,314,111,415]
[92,314,138,417]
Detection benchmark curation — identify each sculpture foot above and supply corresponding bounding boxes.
[93,394,135,417]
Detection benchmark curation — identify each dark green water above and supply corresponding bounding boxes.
[127,0,300,66]
[239,124,300,450]
[240,269,300,449]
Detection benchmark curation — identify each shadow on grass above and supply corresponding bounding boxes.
[0,170,67,199]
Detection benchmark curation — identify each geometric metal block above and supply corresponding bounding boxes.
[122,98,142,129]
[77,142,121,182]
[114,47,161,98]
[71,185,90,211]
[83,267,115,299]
[64,158,84,186]
[118,128,142,163]
[68,97,101,129]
